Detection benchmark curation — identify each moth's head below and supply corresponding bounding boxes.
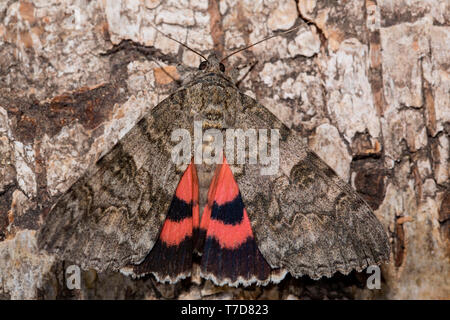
[198,53,226,74]
[151,24,301,85]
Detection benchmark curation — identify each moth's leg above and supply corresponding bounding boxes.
[235,60,258,88]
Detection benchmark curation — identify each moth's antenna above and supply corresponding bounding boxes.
[220,25,303,63]
[150,23,208,61]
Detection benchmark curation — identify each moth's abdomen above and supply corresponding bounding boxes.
[196,163,215,220]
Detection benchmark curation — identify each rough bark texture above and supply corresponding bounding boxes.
[0,0,448,299]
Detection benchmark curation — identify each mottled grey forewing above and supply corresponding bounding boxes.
[234,93,390,280]
[37,89,192,272]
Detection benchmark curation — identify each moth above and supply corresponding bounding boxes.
[37,27,390,287]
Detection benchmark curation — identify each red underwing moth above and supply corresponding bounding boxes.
[37,28,390,287]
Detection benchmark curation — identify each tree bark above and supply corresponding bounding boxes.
[0,0,448,299]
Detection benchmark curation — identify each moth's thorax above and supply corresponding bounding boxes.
[197,103,225,129]
[189,76,237,130]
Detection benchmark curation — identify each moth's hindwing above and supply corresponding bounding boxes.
[132,162,199,283]
[197,158,274,287]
